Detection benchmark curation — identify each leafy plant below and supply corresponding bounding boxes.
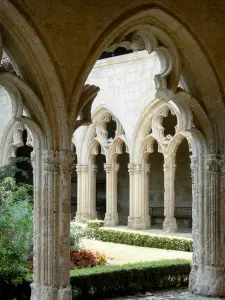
[0,177,33,284]
[0,157,31,182]
[70,224,86,251]
[70,248,107,270]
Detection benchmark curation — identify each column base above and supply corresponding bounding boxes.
[104,213,118,227]
[189,264,225,297]
[163,217,177,232]
[75,212,82,223]
[31,283,72,300]
[91,210,97,219]
[128,215,151,230]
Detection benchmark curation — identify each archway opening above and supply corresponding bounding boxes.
[117,142,129,225]
[95,145,106,220]
[148,141,164,228]
[15,129,33,185]
[174,138,192,232]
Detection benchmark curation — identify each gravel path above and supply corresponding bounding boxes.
[82,238,192,264]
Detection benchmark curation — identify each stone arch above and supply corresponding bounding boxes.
[77,105,126,164]
[70,5,225,154]
[107,135,129,164]
[0,1,70,149]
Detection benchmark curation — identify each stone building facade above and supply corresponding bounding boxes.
[73,50,193,231]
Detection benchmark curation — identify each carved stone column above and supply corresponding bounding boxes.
[128,163,134,228]
[31,149,74,300]
[190,154,225,297]
[75,164,82,222]
[104,163,119,226]
[128,163,150,229]
[80,165,90,222]
[163,158,177,232]
[88,163,98,219]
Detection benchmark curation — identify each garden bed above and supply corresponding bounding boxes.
[86,221,193,252]
[70,259,191,299]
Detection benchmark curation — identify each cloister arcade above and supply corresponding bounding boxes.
[0,2,225,299]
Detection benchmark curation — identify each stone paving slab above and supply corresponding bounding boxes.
[106,292,224,300]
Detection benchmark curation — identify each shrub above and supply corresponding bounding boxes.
[70,259,191,299]
[70,249,107,269]
[70,224,86,251]
[87,220,104,230]
[87,227,193,252]
[0,177,33,284]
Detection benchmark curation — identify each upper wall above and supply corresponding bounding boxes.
[8,0,225,99]
[87,51,159,141]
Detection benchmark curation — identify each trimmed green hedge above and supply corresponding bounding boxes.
[70,259,191,299]
[86,223,193,252]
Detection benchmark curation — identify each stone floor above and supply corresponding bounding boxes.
[104,288,225,299]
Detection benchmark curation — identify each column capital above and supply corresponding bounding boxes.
[81,165,89,173]
[128,163,141,174]
[104,163,112,173]
[92,164,98,173]
[43,150,60,172]
[76,164,82,175]
[59,149,75,173]
[128,163,134,175]
[205,154,224,173]
[163,162,176,172]
[145,163,151,173]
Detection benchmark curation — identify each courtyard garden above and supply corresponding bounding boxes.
[0,162,192,299]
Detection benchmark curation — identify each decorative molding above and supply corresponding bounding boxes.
[104,163,112,173]
[74,84,100,131]
[205,155,224,174]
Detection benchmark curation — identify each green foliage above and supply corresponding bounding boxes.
[86,220,104,238]
[70,259,191,299]
[70,224,86,251]
[86,227,193,252]
[0,177,33,284]
[0,157,31,182]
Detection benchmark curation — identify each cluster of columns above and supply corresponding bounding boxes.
[75,155,184,232]
[73,153,225,295]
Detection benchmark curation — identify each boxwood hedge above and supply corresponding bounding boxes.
[86,222,193,252]
[70,259,191,299]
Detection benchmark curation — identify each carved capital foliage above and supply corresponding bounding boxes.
[76,164,82,175]
[92,164,98,173]
[43,150,60,173]
[104,163,112,173]
[128,163,134,175]
[59,150,75,182]
[128,164,141,174]
[81,165,88,173]
[134,164,141,174]
[205,155,224,174]
[145,164,151,173]
[163,162,176,173]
